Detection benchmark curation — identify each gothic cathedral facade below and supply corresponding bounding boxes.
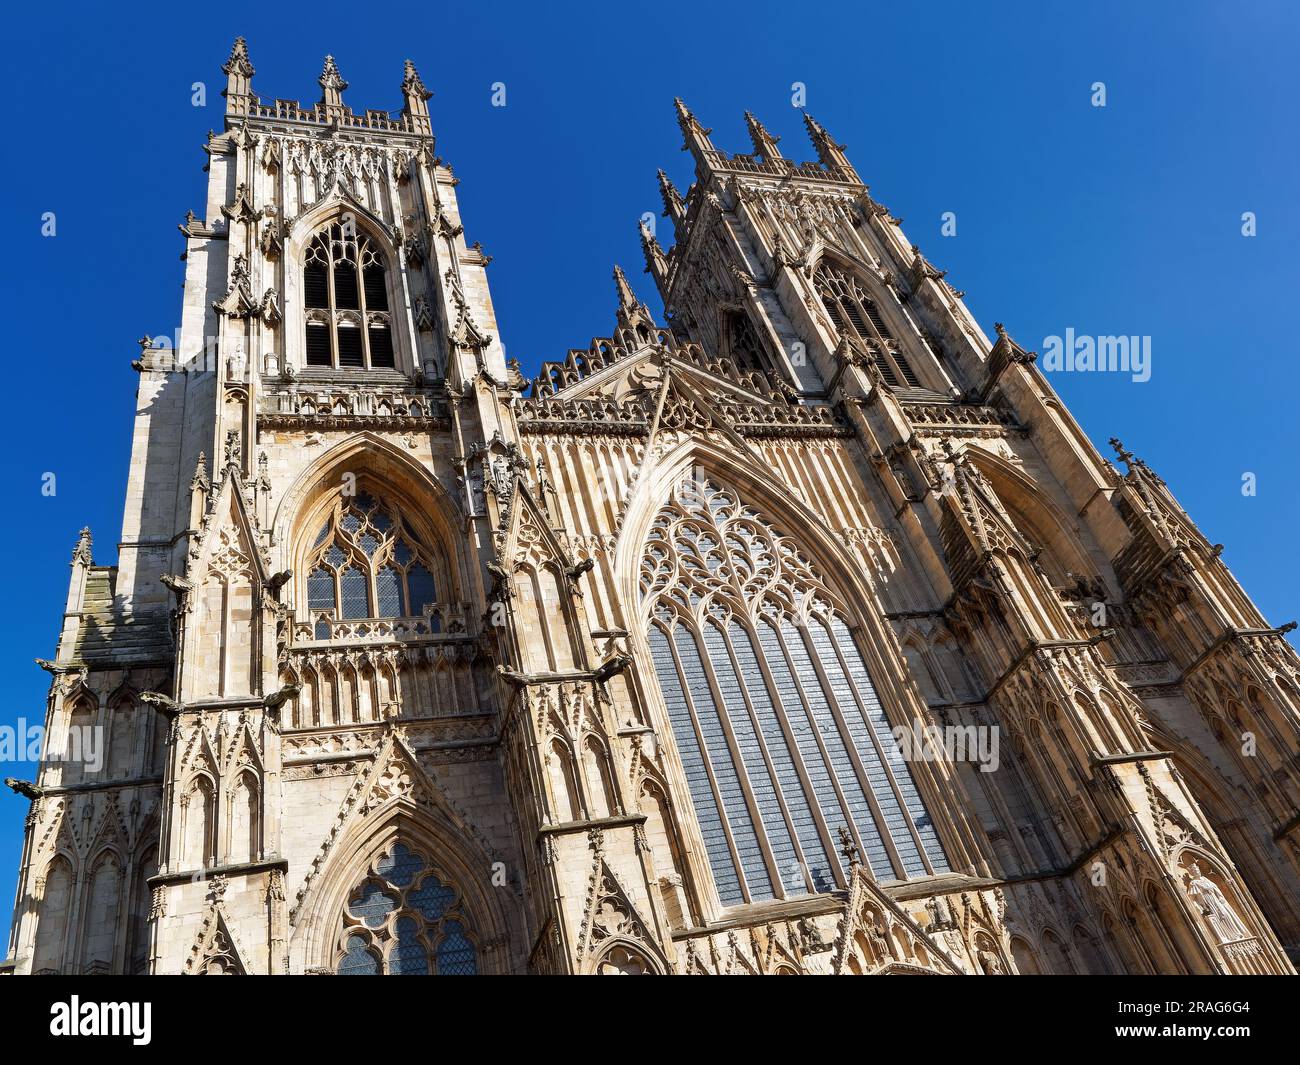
[6,39,1299,976]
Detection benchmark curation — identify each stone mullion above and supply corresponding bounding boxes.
[774,619,904,879]
[743,617,847,890]
[721,620,815,895]
[665,626,754,905]
[821,622,936,875]
[695,618,786,900]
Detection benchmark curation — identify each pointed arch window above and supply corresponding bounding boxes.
[304,491,440,639]
[335,842,479,975]
[303,221,395,370]
[814,262,921,388]
[639,477,948,908]
[722,310,767,374]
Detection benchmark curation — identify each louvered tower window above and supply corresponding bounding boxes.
[303,222,396,370]
[723,310,767,374]
[639,476,948,907]
[814,263,921,388]
[305,491,440,640]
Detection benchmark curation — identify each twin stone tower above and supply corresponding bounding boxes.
[5,38,1298,976]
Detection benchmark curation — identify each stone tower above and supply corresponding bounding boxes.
[5,40,1298,975]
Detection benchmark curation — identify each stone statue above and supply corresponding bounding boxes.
[1185,863,1251,943]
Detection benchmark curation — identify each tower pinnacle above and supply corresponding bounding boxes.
[318,55,349,114]
[744,111,783,163]
[674,98,715,165]
[401,59,433,133]
[802,112,860,182]
[221,36,256,115]
[639,220,668,289]
[656,168,686,235]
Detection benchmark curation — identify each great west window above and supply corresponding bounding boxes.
[639,476,948,906]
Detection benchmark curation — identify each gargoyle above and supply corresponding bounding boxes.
[139,692,180,715]
[263,684,301,711]
[565,558,595,582]
[496,666,530,689]
[593,653,632,684]
[4,778,44,801]
[160,574,193,599]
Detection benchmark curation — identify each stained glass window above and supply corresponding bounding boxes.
[336,842,478,975]
[304,492,440,638]
[639,476,949,907]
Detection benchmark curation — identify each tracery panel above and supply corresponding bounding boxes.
[303,222,395,371]
[303,491,442,640]
[335,842,478,976]
[639,477,948,908]
[814,262,921,388]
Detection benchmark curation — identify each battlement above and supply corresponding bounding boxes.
[220,38,434,137]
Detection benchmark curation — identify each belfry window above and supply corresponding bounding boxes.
[336,843,478,975]
[305,491,439,639]
[303,222,395,370]
[639,476,948,907]
[723,310,767,374]
[814,262,921,388]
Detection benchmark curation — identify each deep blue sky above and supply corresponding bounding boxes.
[2,1,1297,925]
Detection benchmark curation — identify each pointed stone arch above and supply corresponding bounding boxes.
[31,853,76,974]
[961,445,1097,583]
[616,439,967,908]
[284,198,414,375]
[290,732,514,973]
[78,845,125,974]
[615,438,874,626]
[273,433,467,627]
[616,436,952,757]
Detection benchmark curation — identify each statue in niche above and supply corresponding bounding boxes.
[227,341,247,382]
[1184,862,1251,944]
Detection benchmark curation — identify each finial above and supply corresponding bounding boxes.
[802,112,859,180]
[1109,437,1136,469]
[401,59,432,101]
[657,168,684,220]
[613,264,637,310]
[190,452,210,494]
[674,98,713,155]
[221,37,256,116]
[320,55,348,91]
[994,322,1007,338]
[222,36,255,77]
[802,111,838,147]
[72,527,93,566]
[319,54,349,112]
[744,111,782,161]
[639,219,667,287]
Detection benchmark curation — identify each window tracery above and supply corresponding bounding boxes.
[304,491,439,640]
[723,310,767,373]
[335,842,478,975]
[814,262,920,387]
[303,221,395,370]
[639,476,948,908]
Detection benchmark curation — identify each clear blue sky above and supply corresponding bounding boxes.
[2,1,1297,922]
